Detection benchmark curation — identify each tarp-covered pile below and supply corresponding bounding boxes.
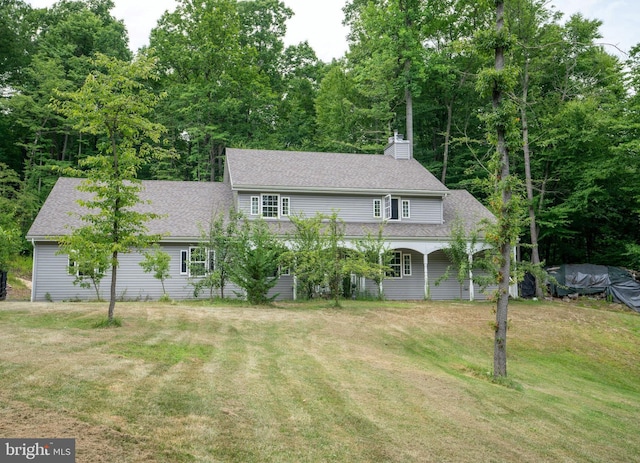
[547,264,640,313]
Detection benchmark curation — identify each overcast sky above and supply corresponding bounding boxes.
[25,0,639,61]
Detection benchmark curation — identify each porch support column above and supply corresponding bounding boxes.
[468,252,475,302]
[424,253,430,300]
[293,275,297,301]
[509,245,519,298]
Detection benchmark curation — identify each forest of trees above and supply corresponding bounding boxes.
[1,0,639,271]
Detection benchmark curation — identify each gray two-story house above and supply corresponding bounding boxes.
[26,136,496,302]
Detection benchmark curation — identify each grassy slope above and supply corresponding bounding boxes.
[0,299,638,462]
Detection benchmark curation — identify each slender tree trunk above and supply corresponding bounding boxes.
[109,251,117,321]
[520,58,544,299]
[493,0,510,379]
[441,101,453,184]
[108,133,119,322]
[209,143,216,182]
[61,133,68,162]
[405,64,414,157]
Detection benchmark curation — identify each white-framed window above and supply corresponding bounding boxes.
[373,199,382,218]
[67,254,104,278]
[279,266,291,276]
[68,256,78,275]
[281,197,290,216]
[387,251,412,278]
[388,251,402,278]
[181,247,215,277]
[403,253,412,276]
[262,194,279,218]
[208,249,216,273]
[384,194,392,220]
[180,250,188,275]
[383,195,401,221]
[402,200,410,219]
[189,246,208,277]
[250,196,259,215]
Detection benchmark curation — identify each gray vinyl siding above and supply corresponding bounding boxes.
[31,242,244,302]
[381,249,425,300]
[268,275,295,301]
[32,243,491,303]
[237,192,443,223]
[427,250,492,301]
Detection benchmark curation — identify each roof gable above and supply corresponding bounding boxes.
[225,148,449,195]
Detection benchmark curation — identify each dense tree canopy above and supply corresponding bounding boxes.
[1,0,639,271]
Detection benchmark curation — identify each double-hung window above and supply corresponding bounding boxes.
[188,246,208,277]
[262,194,279,218]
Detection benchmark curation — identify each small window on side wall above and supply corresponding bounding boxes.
[180,250,188,275]
[250,196,259,215]
[373,199,382,218]
[402,200,410,219]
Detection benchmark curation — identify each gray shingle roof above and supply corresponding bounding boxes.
[26,177,233,241]
[27,177,492,242]
[226,148,449,195]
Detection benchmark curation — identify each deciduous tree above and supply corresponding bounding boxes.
[53,53,172,323]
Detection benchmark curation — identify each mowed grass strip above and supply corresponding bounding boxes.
[0,300,638,462]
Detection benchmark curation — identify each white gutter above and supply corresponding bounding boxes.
[230,184,449,197]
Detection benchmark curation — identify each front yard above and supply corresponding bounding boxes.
[0,299,638,462]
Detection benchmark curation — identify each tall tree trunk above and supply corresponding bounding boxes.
[61,132,68,162]
[209,143,216,182]
[109,251,117,321]
[520,58,544,299]
[108,133,119,323]
[441,101,453,184]
[405,60,414,157]
[493,0,510,379]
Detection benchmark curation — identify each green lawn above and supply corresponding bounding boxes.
[0,299,638,462]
